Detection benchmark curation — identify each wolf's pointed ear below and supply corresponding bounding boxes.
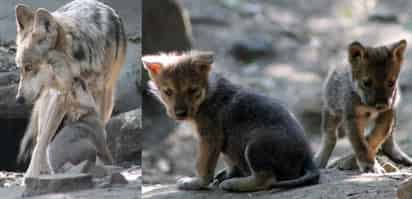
[33,8,57,34]
[142,56,163,77]
[192,51,214,74]
[348,41,365,65]
[390,39,407,62]
[15,4,34,31]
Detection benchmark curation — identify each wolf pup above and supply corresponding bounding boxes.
[15,0,126,178]
[47,77,114,173]
[142,51,319,192]
[314,40,411,173]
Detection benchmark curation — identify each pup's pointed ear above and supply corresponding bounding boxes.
[390,39,407,62]
[33,8,57,34]
[348,41,365,65]
[142,56,163,77]
[15,4,34,31]
[192,51,214,74]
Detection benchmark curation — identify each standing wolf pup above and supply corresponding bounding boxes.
[15,0,126,178]
[142,51,319,192]
[315,40,411,173]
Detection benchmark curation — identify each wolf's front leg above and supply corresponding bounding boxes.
[345,116,384,174]
[24,91,67,180]
[177,136,220,190]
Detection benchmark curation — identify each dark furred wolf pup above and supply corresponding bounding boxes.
[315,40,411,173]
[142,51,319,192]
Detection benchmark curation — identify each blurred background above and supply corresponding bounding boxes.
[142,0,412,185]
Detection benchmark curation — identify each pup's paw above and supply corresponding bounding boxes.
[357,159,385,174]
[219,179,235,191]
[177,177,210,190]
[214,169,229,183]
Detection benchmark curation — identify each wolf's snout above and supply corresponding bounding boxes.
[16,96,25,104]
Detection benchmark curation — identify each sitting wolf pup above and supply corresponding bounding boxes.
[142,51,319,192]
[47,77,114,173]
[315,40,411,173]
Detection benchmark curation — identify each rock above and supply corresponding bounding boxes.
[142,0,192,55]
[110,173,128,185]
[398,177,412,199]
[230,35,273,61]
[65,160,95,175]
[89,165,109,178]
[368,6,400,23]
[0,71,18,85]
[142,0,192,149]
[143,168,412,199]
[106,109,142,164]
[23,173,94,197]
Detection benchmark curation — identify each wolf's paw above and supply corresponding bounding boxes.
[177,177,210,190]
[219,179,239,191]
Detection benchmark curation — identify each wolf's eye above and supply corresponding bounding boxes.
[24,64,33,72]
[388,80,395,88]
[163,88,173,96]
[188,87,199,95]
[363,79,372,88]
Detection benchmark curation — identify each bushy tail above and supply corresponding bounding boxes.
[270,156,320,188]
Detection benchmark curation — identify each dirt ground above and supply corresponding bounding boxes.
[143,0,412,187]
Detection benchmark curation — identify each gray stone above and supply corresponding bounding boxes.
[110,173,128,185]
[23,173,94,197]
[398,177,412,199]
[230,35,274,61]
[106,109,142,164]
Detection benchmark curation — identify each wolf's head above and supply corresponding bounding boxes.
[349,39,407,110]
[142,51,214,120]
[14,4,68,104]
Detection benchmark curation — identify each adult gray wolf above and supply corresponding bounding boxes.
[15,0,126,178]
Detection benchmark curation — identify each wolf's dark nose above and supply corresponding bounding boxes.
[175,109,188,118]
[16,96,25,104]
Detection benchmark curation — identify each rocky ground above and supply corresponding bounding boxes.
[0,166,141,199]
[143,0,412,198]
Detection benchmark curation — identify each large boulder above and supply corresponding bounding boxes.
[106,109,142,164]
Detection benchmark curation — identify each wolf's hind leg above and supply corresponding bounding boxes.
[314,109,341,168]
[382,134,412,166]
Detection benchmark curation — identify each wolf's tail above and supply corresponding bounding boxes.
[270,156,320,188]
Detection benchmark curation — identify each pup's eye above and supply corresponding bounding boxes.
[388,80,395,88]
[163,88,173,96]
[188,87,199,95]
[363,79,372,88]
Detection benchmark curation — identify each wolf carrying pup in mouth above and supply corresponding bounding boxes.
[14,0,126,178]
[142,51,319,192]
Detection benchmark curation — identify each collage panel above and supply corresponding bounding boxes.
[142,0,412,199]
[0,0,141,198]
